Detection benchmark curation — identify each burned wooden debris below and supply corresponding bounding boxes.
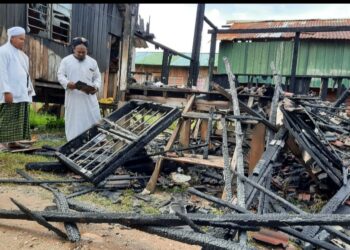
[56,100,181,184]
[2,80,350,249]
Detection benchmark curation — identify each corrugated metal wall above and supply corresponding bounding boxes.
[218,40,350,87]
[70,4,123,72]
[0,4,26,29]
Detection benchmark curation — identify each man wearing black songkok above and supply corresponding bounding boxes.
[57,37,102,141]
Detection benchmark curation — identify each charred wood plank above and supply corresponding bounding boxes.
[0,178,85,185]
[211,82,278,132]
[221,117,233,201]
[16,169,81,242]
[3,208,350,227]
[187,188,342,250]
[234,170,350,245]
[282,108,343,186]
[10,198,68,240]
[302,183,350,241]
[209,221,259,231]
[245,128,287,208]
[260,62,282,212]
[266,61,282,143]
[65,188,97,199]
[143,117,184,194]
[173,209,205,234]
[134,226,252,250]
[25,161,67,173]
[67,199,108,213]
[223,57,246,209]
[332,87,350,108]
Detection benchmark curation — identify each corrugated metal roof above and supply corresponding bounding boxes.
[218,19,350,41]
[135,52,218,67]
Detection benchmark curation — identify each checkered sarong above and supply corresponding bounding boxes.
[0,102,30,143]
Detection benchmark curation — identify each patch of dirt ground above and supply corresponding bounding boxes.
[0,185,201,250]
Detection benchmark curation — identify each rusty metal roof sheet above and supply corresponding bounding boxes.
[217,19,350,41]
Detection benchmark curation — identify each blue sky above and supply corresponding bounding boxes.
[137,4,350,53]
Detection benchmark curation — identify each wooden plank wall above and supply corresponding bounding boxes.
[0,26,114,100]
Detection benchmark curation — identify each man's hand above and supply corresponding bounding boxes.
[88,88,98,95]
[4,92,13,103]
[81,87,97,95]
[67,82,76,90]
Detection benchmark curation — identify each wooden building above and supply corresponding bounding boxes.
[134,52,218,91]
[0,3,145,105]
[216,19,350,101]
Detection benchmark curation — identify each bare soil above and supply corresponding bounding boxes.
[0,185,201,250]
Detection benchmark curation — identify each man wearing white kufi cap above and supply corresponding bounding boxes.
[0,26,35,149]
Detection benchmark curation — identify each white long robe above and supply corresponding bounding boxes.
[57,54,102,141]
[0,42,35,103]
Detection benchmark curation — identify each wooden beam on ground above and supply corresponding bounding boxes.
[163,153,224,169]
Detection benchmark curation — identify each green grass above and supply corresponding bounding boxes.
[32,131,66,148]
[0,152,54,177]
[30,107,65,131]
[77,189,135,212]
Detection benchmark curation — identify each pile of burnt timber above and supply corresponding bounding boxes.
[3,68,350,249]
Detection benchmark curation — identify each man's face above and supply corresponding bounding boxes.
[73,44,87,61]
[10,34,26,50]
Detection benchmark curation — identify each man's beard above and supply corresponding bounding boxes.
[74,55,85,61]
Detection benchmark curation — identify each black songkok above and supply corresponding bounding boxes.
[71,37,89,49]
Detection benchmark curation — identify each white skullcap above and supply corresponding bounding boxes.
[7,26,25,41]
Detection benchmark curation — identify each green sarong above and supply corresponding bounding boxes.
[0,102,30,143]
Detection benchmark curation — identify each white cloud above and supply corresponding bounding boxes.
[137,4,197,53]
[137,4,350,53]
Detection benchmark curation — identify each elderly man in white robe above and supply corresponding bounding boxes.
[57,37,102,141]
[0,26,35,149]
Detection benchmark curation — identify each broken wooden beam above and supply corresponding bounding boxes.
[143,117,184,194]
[10,198,68,240]
[16,169,81,242]
[2,207,350,227]
[223,57,245,206]
[211,82,278,132]
[134,226,252,250]
[187,188,343,250]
